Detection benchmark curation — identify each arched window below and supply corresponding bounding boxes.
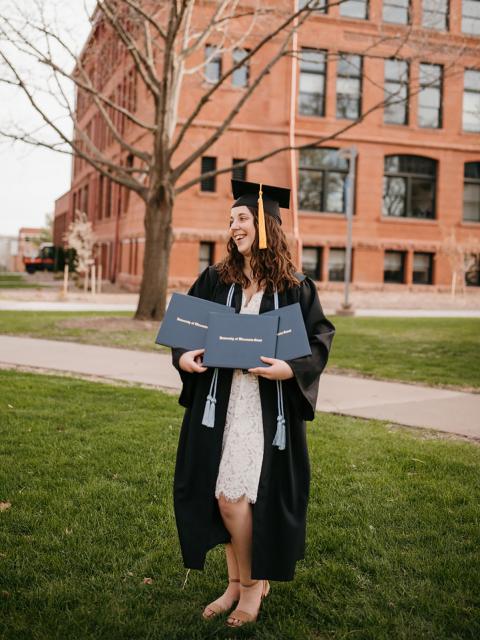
[464,162,480,222]
[383,155,436,219]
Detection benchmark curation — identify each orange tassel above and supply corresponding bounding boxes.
[258,183,267,249]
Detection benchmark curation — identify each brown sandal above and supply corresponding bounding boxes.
[226,579,270,627]
[202,578,240,620]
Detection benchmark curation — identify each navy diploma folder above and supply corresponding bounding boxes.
[263,303,312,361]
[155,293,235,350]
[203,312,279,370]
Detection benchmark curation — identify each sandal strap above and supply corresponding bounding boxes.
[240,579,260,589]
[227,608,255,624]
[204,602,224,615]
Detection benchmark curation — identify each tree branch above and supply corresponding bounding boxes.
[174,68,451,195]
[97,0,161,97]
[169,0,318,161]
[122,0,167,40]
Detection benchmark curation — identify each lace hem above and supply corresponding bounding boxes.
[215,490,257,504]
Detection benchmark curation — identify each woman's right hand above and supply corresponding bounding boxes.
[179,348,207,373]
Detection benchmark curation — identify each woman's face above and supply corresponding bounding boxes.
[229,205,256,257]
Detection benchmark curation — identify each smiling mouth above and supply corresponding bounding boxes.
[234,235,246,242]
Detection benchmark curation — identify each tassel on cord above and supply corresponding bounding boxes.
[201,395,213,427]
[201,284,235,430]
[272,379,286,450]
[202,368,218,428]
[272,415,286,451]
[257,183,267,250]
[272,290,287,451]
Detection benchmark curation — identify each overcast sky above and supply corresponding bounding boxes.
[0,1,94,237]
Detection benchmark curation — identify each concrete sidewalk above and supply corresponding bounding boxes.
[2,298,480,317]
[0,300,137,312]
[1,335,479,440]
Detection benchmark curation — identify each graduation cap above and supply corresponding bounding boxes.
[231,179,290,250]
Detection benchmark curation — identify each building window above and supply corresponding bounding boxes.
[336,53,362,120]
[383,0,410,24]
[232,158,247,181]
[105,179,112,218]
[299,48,326,117]
[465,254,480,285]
[128,239,134,274]
[384,59,409,125]
[418,63,443,128]
[82,185,89,218]
[199,242,214,273]
[298,147,349,213]
[463,162,480,222]
[340,0,369,19]
[462,0,480,35]
[205,45,222,83]
[232,48,249,87]
[463,70,480,132]
[383,155,437,219]
[413,252,434,284]
[384,250,406,283]
[302,246,322,280]
[299,0,327,11]
[200,156,217,192]
[97,176,103,219]
[329,248,349,282]
[422,0,449,30]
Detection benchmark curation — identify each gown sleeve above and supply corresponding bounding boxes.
[170,266,218,408]
[284,276,335,421]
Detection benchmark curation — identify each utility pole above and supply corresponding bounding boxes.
[336,146,357,316]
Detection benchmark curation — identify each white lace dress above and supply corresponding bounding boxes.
[215,289,265,504]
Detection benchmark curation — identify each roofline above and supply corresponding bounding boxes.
[73,3,102,76]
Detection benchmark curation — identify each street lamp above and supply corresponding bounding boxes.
[334,146,357,316]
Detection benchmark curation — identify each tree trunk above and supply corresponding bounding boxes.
[135,184,174,320]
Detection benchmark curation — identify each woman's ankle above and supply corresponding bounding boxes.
[240,579,260,588]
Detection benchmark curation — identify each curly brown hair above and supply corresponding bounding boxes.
[216,206,300,293]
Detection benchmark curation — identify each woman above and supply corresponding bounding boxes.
[171,180,335,628]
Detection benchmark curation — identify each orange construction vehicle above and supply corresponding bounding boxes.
[23,243,56,274]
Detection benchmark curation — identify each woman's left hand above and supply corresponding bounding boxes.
[248,357,294,380]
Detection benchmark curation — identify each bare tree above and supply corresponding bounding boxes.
[440,226,480,296]
[0,0,473,319]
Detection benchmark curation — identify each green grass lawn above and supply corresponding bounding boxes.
[0,274,43,289]
[0,311,158,352]
[0,311,479,389]
[330,316,480,390]
[0,274,25,282]
[1,370,479,640]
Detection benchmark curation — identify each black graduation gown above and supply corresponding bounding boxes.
[171,266,335,581]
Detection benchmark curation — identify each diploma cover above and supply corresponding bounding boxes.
[203,312,279,369]
[155,293,235,350]
[263,302,312,360]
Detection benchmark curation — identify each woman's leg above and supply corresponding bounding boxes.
[218,495,253,582]
[225,542,240,580]
[202,530,240,617]
[217,495,267,622]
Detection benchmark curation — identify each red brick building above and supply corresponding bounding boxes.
[54,0,480,291]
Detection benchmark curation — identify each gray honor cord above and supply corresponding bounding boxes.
[201,284,235,428]
[201,285,287,451]
[271,290,286,450]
